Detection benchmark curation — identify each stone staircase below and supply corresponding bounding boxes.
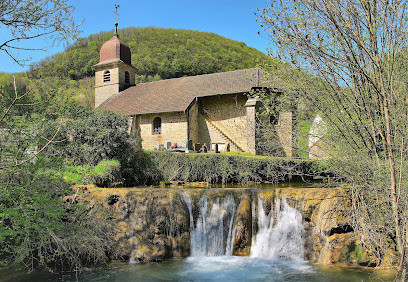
[204,118,244,152]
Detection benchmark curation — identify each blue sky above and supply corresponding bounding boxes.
[0,0,271,73]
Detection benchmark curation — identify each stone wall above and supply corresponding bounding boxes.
[95,62,136,108]
[135,112,188,150]
[130,94,294,155]
[95,67,119,108]
[197,94,248,152]
[188,101,199,148]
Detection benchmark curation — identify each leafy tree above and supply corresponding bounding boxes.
[0,1,116,273]
[257,0,408,278]
[0,161,111,271]
[29,27,276,81]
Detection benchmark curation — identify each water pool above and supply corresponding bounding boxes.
[3,257,395,282]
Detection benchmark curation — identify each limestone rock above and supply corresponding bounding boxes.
[233,192,252,256]
[86,186,369,266]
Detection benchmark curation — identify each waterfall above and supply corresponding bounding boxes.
[183,193,236,257]
[183,192,304,261]
[250,196,304,261]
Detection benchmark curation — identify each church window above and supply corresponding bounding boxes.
[103,70,111,82]
[153,117,162,135]
[125,71,130,84]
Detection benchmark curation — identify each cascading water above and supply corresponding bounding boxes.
[23,187,385,281]
[250,196,304,261]
[183,192,304,261]
[182,193,236,256]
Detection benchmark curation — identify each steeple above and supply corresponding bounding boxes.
[114,4,119,36]
[93,4,136,108]
[94,4,132,66]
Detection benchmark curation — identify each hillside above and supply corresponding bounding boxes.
[29,27,276,82]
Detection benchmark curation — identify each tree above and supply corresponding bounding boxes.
[257,0,408,279]
[0,2,111,271]
[0,0,79,65]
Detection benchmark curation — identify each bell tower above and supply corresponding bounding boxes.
[94,5,136,108]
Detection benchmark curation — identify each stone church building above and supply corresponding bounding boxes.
[95,31,293,156]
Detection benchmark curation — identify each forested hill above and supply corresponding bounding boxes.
[29,27,275,81]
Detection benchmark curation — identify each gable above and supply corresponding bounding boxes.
[98,68,283,115]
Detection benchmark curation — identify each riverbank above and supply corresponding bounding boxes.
[79,185,382,266]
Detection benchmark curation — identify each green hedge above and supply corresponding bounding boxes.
[147,152,324,184]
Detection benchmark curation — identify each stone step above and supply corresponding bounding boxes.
[205,119,244,152]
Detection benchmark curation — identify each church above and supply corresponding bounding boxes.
[95,27,294,156]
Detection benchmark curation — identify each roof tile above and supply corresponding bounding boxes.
[98,68,283,115]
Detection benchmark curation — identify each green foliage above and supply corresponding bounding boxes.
[0,83,30,117]
[148,152,321,184]
[343,242,364,264]
[59,109,130,166]
[0,106,150,271]
[0,163,110,271]
[40,108,161,187]
[61,160,121,187]
[29,27,275,81]
[296,117,314,158]
[86,160,120,187]
[61,164,90,184]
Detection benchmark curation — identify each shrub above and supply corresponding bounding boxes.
[147,152,322,184]
[0,164,111,271]
[85,160,121,187]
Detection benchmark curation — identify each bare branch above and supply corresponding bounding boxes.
[0,119,63,170]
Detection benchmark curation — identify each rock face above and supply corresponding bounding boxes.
[84,186,366,264]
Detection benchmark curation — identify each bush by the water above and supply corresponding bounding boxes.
[0,163,111,271]
[148,152,323,184]
[61,160,121,187]
[0,108,149,271]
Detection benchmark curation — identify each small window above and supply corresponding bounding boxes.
[153,117,162,135]
[125,71,130,84]
[103,70,110,82]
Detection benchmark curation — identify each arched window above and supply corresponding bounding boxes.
[153,117,161,135]
[103,70,110,82]
[125,71,130,84]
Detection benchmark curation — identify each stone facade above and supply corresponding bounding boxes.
[95,61,136,108]
[245,97,259,155]
[195,94,248,152]
[132,94,253,153]
[276,112,294,157]
[133,112,188,151]
[94,32,296,157]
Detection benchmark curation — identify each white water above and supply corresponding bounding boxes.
[183,193,304,261]
[183,193,236,256]
[250,196,304,261]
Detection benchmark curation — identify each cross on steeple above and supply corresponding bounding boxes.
[114,4,120,35]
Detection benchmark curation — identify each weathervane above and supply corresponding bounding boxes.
[114,4,120,35]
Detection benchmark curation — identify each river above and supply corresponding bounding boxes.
[2,257,395,281]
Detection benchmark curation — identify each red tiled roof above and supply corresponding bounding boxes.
[98,68,283,115]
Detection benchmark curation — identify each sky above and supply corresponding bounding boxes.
[0,0,272,73]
